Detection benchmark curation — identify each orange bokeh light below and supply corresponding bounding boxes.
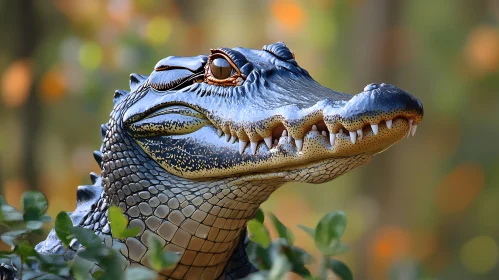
[369,226,412,278]
[40,68,66,103]
[437,162,484,214]
[464,25,499,74]
[1,59,33,108]
[271,0,307,31]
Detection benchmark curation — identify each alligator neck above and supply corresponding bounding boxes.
[90,116,283,279]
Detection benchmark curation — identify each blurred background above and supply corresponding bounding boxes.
[0,0,498,279]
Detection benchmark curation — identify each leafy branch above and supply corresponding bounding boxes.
[1,191,354,279]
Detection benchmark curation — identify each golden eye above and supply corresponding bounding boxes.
[210,58,233,79]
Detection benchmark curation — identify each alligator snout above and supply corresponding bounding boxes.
[200,83,424,156]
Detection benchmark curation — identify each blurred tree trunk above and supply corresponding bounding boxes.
[15,0,41,191]
[352,0,403,278]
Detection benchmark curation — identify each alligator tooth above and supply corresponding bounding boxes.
[357,129,363,140]
[217,128,223,137]
[225,133,231,142]
[287,136,292,143]
[322,131,327,136]
[264,137,272,149]
[282,130,288,137]
[230,135,237,144]
[339,128,344,134]
[411,124,418,136]
[371,124,378,135]
[312,125,318,131]
[250,141,258,154]
[239,141,247,154]
[349,131,357,144]
[386,119,392,129]
[407,119,414,138]
[330,133,336,146]
[295,139,303,152]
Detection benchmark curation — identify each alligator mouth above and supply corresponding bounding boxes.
[128,103,421,157]
[124,82,423,178]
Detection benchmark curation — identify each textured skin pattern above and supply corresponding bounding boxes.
[25,42,423,280]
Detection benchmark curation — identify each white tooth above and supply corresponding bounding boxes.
[295,139,303,152]
[349,131,357,144]
[371,124,378,135]
[282,130,287,137]
[411,124,418,136]
[322,131,327,136]
[287,136,292,143]
[339,128,344,134]
[357,129,363,140]
[230,135,237,144]
[274,139,278,145]
[386,119,392,129]
[217,128,223,137]
[264,137,272,149]
[407,119,414,138]
[225,133,231,142]
[239,141,247,154]
[250,141,258,154]
[330,133,336,146]
[312,125,318,131]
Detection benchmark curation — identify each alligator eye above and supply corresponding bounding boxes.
[210,58,233,79]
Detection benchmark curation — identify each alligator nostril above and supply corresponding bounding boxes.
[363,83,380,91]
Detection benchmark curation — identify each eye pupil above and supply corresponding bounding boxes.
[210,58,232,79]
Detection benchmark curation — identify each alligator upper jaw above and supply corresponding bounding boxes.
[126,83,424,158]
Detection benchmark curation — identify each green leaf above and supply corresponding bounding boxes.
[77,247,109,263]
[326,259,353,280]
[335,243,349,255]
[124,267,158,280]
[25,220,43,230]
[269,213,294,245]
[21,191,48,221]
[93,270,104,279]
[0,251,11,258]
[71,255,94,280]
[297,224,315,239]
[254,208,265,224]
[0,196,23,223]
[246,242,272,270]
[69,226,102,248]
[55,211,73,247]
[268,250,291,280]
[314,211,347,256]
[284,247,312,278]
[96,249,127,280]
[1,229,28,246]
[247,220,271,248]
[108,206,140,239]
[37,253,71,277]
[14,240,39,261]
[148,235,180,271]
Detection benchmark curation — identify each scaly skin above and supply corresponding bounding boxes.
[29,42,423,279]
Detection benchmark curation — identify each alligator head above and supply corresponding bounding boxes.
[94,42,423,279]
[122,42,423,183]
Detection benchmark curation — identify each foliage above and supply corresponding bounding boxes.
[0,192,177,280]
[245,210,352,280]
[1,191,354,279]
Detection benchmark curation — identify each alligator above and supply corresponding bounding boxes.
[2,42,423,279]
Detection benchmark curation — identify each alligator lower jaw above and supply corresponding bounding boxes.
[132,116,411,179]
